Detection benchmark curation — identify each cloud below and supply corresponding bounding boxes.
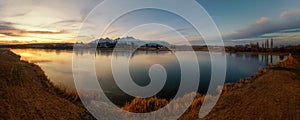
[281,9,300,18]
[0,1,32,18]
[0,29,67,37]
[225,9,300,40]
[104,29,120,36]
[79,0,104,20]
[53,20,82,25]
[0,21,15,29]
[256,17,270,24]
[0,0,105,43]
[0,21,19,36]
[21,30,67,35]
[277,28,300,33]
[0,40,37,44]
[0,21,67,37]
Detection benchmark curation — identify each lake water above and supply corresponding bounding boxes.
[12,49,286,105]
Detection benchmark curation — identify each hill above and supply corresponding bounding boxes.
[0,49,94,119]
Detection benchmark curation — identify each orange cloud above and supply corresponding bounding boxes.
[256,17,270,24]
[0,29,67,37]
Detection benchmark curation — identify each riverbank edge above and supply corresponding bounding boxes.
[0,48,95,119]
[122,53,300,119]
[2,48,298,119]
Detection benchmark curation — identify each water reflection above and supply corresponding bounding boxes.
[12,49,286,106]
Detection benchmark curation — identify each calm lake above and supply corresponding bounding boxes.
[12,49,286,105]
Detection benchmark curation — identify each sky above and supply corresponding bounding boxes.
[0,0,299,45]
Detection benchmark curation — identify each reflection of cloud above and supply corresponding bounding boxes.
[29,60,52,63]
[225,9,300,41]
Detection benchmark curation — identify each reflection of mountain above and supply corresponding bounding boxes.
[74,48,171,58]
[89,36,170,47]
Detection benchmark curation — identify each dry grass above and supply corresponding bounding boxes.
[0,49,95,119]
[122,93,207,119]
[123,97,168,113]
[122,56,300,119]
[51,85,104,106]
[202,70,300,119]
[52,85,80,102]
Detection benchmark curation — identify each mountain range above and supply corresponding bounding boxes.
[89,37,170,47]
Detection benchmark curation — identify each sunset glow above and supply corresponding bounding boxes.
[0,0,299,45]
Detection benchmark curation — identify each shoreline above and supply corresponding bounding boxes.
[202,54,300,119]
[122,53,300,119]
[229,51,289,56]
[7,47,293,56]
[1,48,299,119]
[0,49,94,119]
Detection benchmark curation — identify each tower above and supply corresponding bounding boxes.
[271,38,274,52]
[257,42,260,52]
[266,39,269,49]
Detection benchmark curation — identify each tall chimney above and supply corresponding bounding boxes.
[271,38,274,52]
[267,39,270,48]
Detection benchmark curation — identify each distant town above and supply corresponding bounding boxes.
[226,39,300,54]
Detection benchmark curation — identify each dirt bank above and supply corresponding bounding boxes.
[123,54,300,120]
[202,69,300,119]
[0,49,94,119]
[1,48,299,119]
[201,54,300,119]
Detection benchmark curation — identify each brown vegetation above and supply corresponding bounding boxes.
[203,69,300,120]
[0,49,94,119]
[276,53,300,69]
[123,97,168,113]
[52,85,80,102]
[123,54,300,120]
[122,93,206,119]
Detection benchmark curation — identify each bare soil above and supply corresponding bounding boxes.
[124,54,300,120]
[202,68,300,120]
[0,49,94,120]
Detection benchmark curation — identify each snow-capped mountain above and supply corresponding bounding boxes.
[89,37,170,47]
